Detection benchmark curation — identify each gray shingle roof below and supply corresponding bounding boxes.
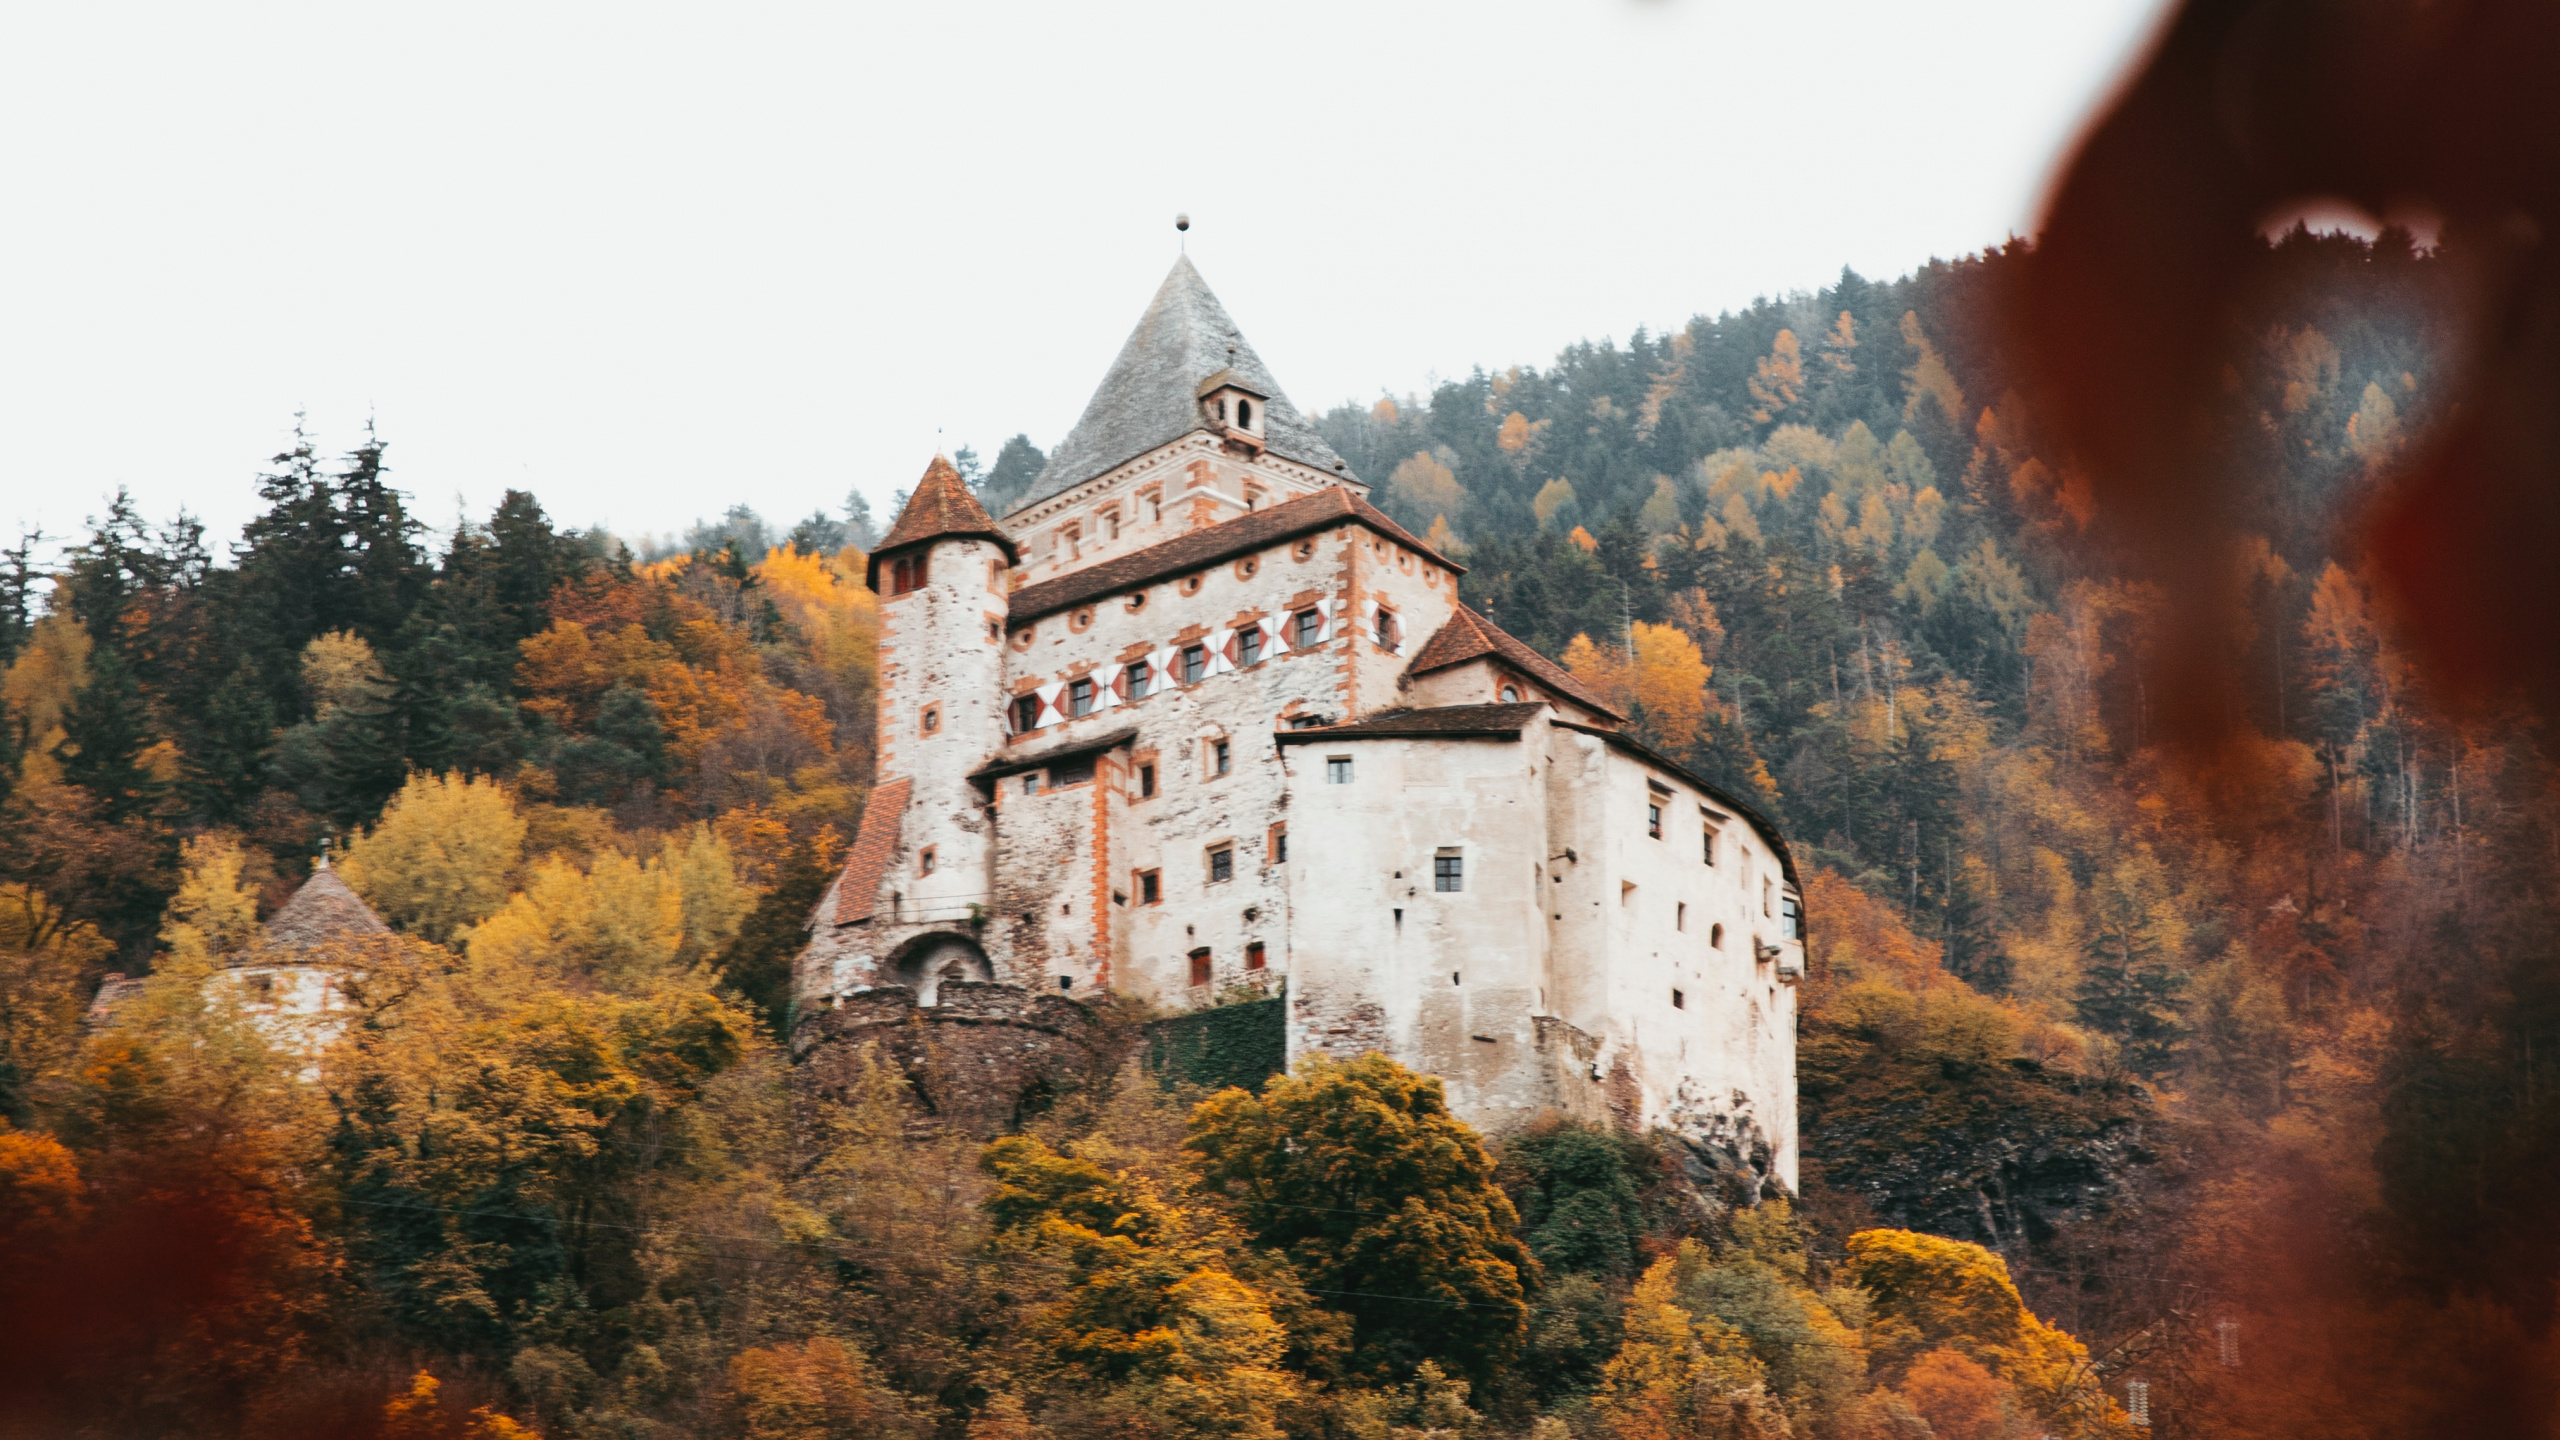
[257,864,391,953]
[1014,257,1351,513]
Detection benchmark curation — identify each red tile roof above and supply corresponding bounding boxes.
[830,777,910,925]
[1406,604,1623,720]
[867,456,1019,588]
[1007,485,1453,624]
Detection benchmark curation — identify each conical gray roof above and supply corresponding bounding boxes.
[258,864,391,953]
[1014,257,1351,513]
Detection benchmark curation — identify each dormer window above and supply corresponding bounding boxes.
[1198,370,1269,446]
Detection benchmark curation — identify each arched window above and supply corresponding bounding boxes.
[1711,923,1725,950]
[1499,684,1521,703]
[1237,399,1254,428]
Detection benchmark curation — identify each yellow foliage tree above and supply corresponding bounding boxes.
[726,1337,926,1440]
[1844,1229,2133,1437]
[1497,410,1541,456]
[1,614,91,786]
[1532,478,1579,530]
[1563,623,1711,751]
[465,850,687,992]
[0,884,114,1095]
[1389,450,1467,525]
[302,630,392,716]
[1748,330,1804,425]
[1900,311,1967,433]
[1593,1244,1790,1440]
[661,824,751,963]
[158,834,264,970]
[343,773,529,945]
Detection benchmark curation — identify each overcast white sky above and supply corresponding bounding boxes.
[0,1,2168,559]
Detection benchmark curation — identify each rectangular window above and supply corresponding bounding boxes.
[1102,508,1120,540]
[1181,644,1207,684]
[1293,609,1322,648]
[1068,678,1095,717]
[1647,803,1663,839]
[1012,694,1042,734]
[1245,941,1266,971]
[1269,822,1287,864]
[1434,855,1464,892]
[1052,758,1095,787]
[1189,949,1213,987]
[1672,989,1686,1009]
[1208,845,1234,883]
[1213,739,1232,777]
[1137,869,1161,905]
[1703,828,1717,866]
[920,703,941,735]
[1782,893,1803,940]
[1327,756,1353,785]
[1022,773,1041,795]
[1138,763,1157,798]
[1764,878,1775,917]
[1238,627,1264,665]
[919,846,937,876]
[1677,902,1688,931]
[1125,660,1152,700]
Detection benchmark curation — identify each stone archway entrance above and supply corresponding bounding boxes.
[887,932,992,1006]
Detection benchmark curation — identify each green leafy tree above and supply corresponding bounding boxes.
[1186,1052,1538,1386]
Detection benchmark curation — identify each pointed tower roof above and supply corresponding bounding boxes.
[867,454,1021,588]
[257,863,391,954]
[1406,604,1625,720]
[1016,257,1350,512]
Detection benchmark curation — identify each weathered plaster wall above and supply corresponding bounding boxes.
[1283,729,1558,1125]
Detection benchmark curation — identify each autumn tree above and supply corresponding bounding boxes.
[1186,1053,1537,1385]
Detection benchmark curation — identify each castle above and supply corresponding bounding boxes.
[796,258,1805,1185]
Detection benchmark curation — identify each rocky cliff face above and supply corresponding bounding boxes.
[1801,1050,2169,1252]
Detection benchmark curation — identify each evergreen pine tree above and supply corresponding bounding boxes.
[54,645,162,823]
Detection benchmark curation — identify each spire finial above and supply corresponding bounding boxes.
[1175,212,1189,253]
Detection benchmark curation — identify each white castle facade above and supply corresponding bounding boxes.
[796,259,1804,1185]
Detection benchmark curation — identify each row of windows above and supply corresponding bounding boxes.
[1008,607,1402,735]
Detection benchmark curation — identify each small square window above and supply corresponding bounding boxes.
[919,846,937,876]
[1672,989,1686,1009]
[1213,739,1232,777]
[1069,677,1095,717]
[1209,845,1234,884]
[920,703,941,735]
[1189,948,1213,987]
[1139,763,1157,798]
[1023,773,1041,796]
[1138,869,1161,905]
[1246,941,1267,971]
[1434,855,1464,892]
[1647,803,1663,839]
[1327,756,1353,785]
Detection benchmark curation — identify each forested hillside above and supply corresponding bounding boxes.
[0,227,2544,1439]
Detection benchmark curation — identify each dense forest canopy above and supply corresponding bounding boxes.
[0,226,2549,1439]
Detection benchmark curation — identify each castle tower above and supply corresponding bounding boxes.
[807,456,1019,1005]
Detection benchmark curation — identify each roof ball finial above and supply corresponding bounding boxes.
[1175,212,1190,233]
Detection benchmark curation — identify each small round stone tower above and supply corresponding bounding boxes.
[851,455,1018,990]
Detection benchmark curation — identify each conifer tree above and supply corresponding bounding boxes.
[53,646,160,824]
